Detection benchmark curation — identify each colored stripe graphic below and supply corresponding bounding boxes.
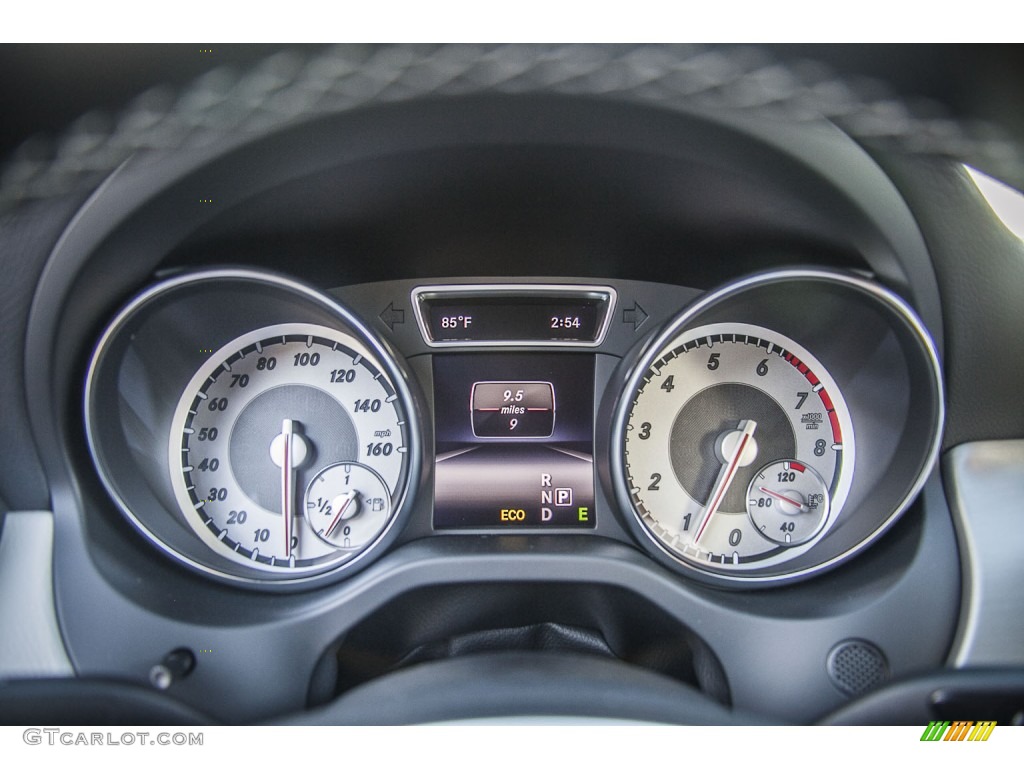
[968,721,997,741]
[921,721,950,741]
[944,721,973,741]
[920,720,996,741]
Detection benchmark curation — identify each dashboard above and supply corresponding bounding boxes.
[2,44,1024,727]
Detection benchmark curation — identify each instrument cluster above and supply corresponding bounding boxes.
[84,267,943,589]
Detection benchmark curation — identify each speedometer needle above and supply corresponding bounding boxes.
[281,420,296,558]
[694,419,758,544]
[271,419,308,560]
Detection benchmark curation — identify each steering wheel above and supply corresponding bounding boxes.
[3,44,1023,214]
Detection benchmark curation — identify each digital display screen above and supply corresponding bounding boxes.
[471,382,555,437]
[421,295,605,343]
[433,354,595,529]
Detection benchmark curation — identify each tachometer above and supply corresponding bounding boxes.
[610,269,945,587]
[624,322,855,570]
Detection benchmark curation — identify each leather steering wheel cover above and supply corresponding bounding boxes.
[273,652,775,725]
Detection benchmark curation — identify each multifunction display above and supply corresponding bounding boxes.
[412,286,615,345]
[471,382,555,437]
[433,354,595,529]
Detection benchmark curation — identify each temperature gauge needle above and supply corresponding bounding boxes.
[694,419,758,543]
[757,486,809,513]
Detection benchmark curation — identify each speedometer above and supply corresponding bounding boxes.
[624,322,855,570]
[85,268,422,588]
[169,323,407,573]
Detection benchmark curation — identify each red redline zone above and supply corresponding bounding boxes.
[784,350,842,444]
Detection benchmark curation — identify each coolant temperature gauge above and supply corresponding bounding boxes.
[305,462,392,550]
[747,460,830,546]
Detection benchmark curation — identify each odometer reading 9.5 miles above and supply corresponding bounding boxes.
[471,381,555,437]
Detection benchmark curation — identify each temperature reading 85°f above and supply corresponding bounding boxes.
[440,315,473,329]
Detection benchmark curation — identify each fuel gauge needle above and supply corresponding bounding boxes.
[325,490,359,539]
[694,419,758,543]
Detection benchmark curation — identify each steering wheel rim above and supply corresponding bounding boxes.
[271,652,775,726]
[3,43,1024,217]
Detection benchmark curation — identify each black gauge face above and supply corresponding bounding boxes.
[623,322,855,572]
[169,323,409,574]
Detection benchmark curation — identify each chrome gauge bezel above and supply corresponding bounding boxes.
[623,321,857,570]
[84,268,423,589]
[167,322,408,574]
[609,269,945,587]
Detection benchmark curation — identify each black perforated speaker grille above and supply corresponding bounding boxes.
[827,639,890,697]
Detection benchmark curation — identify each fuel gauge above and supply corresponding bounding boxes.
[305,462,392,550]
[747,460,830,546]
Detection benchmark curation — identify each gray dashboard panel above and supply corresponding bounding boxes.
[0,512,73,679]
[946,440,1024,666]
[41,471,958,723]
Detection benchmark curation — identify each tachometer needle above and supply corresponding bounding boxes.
[694,419,758,543]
